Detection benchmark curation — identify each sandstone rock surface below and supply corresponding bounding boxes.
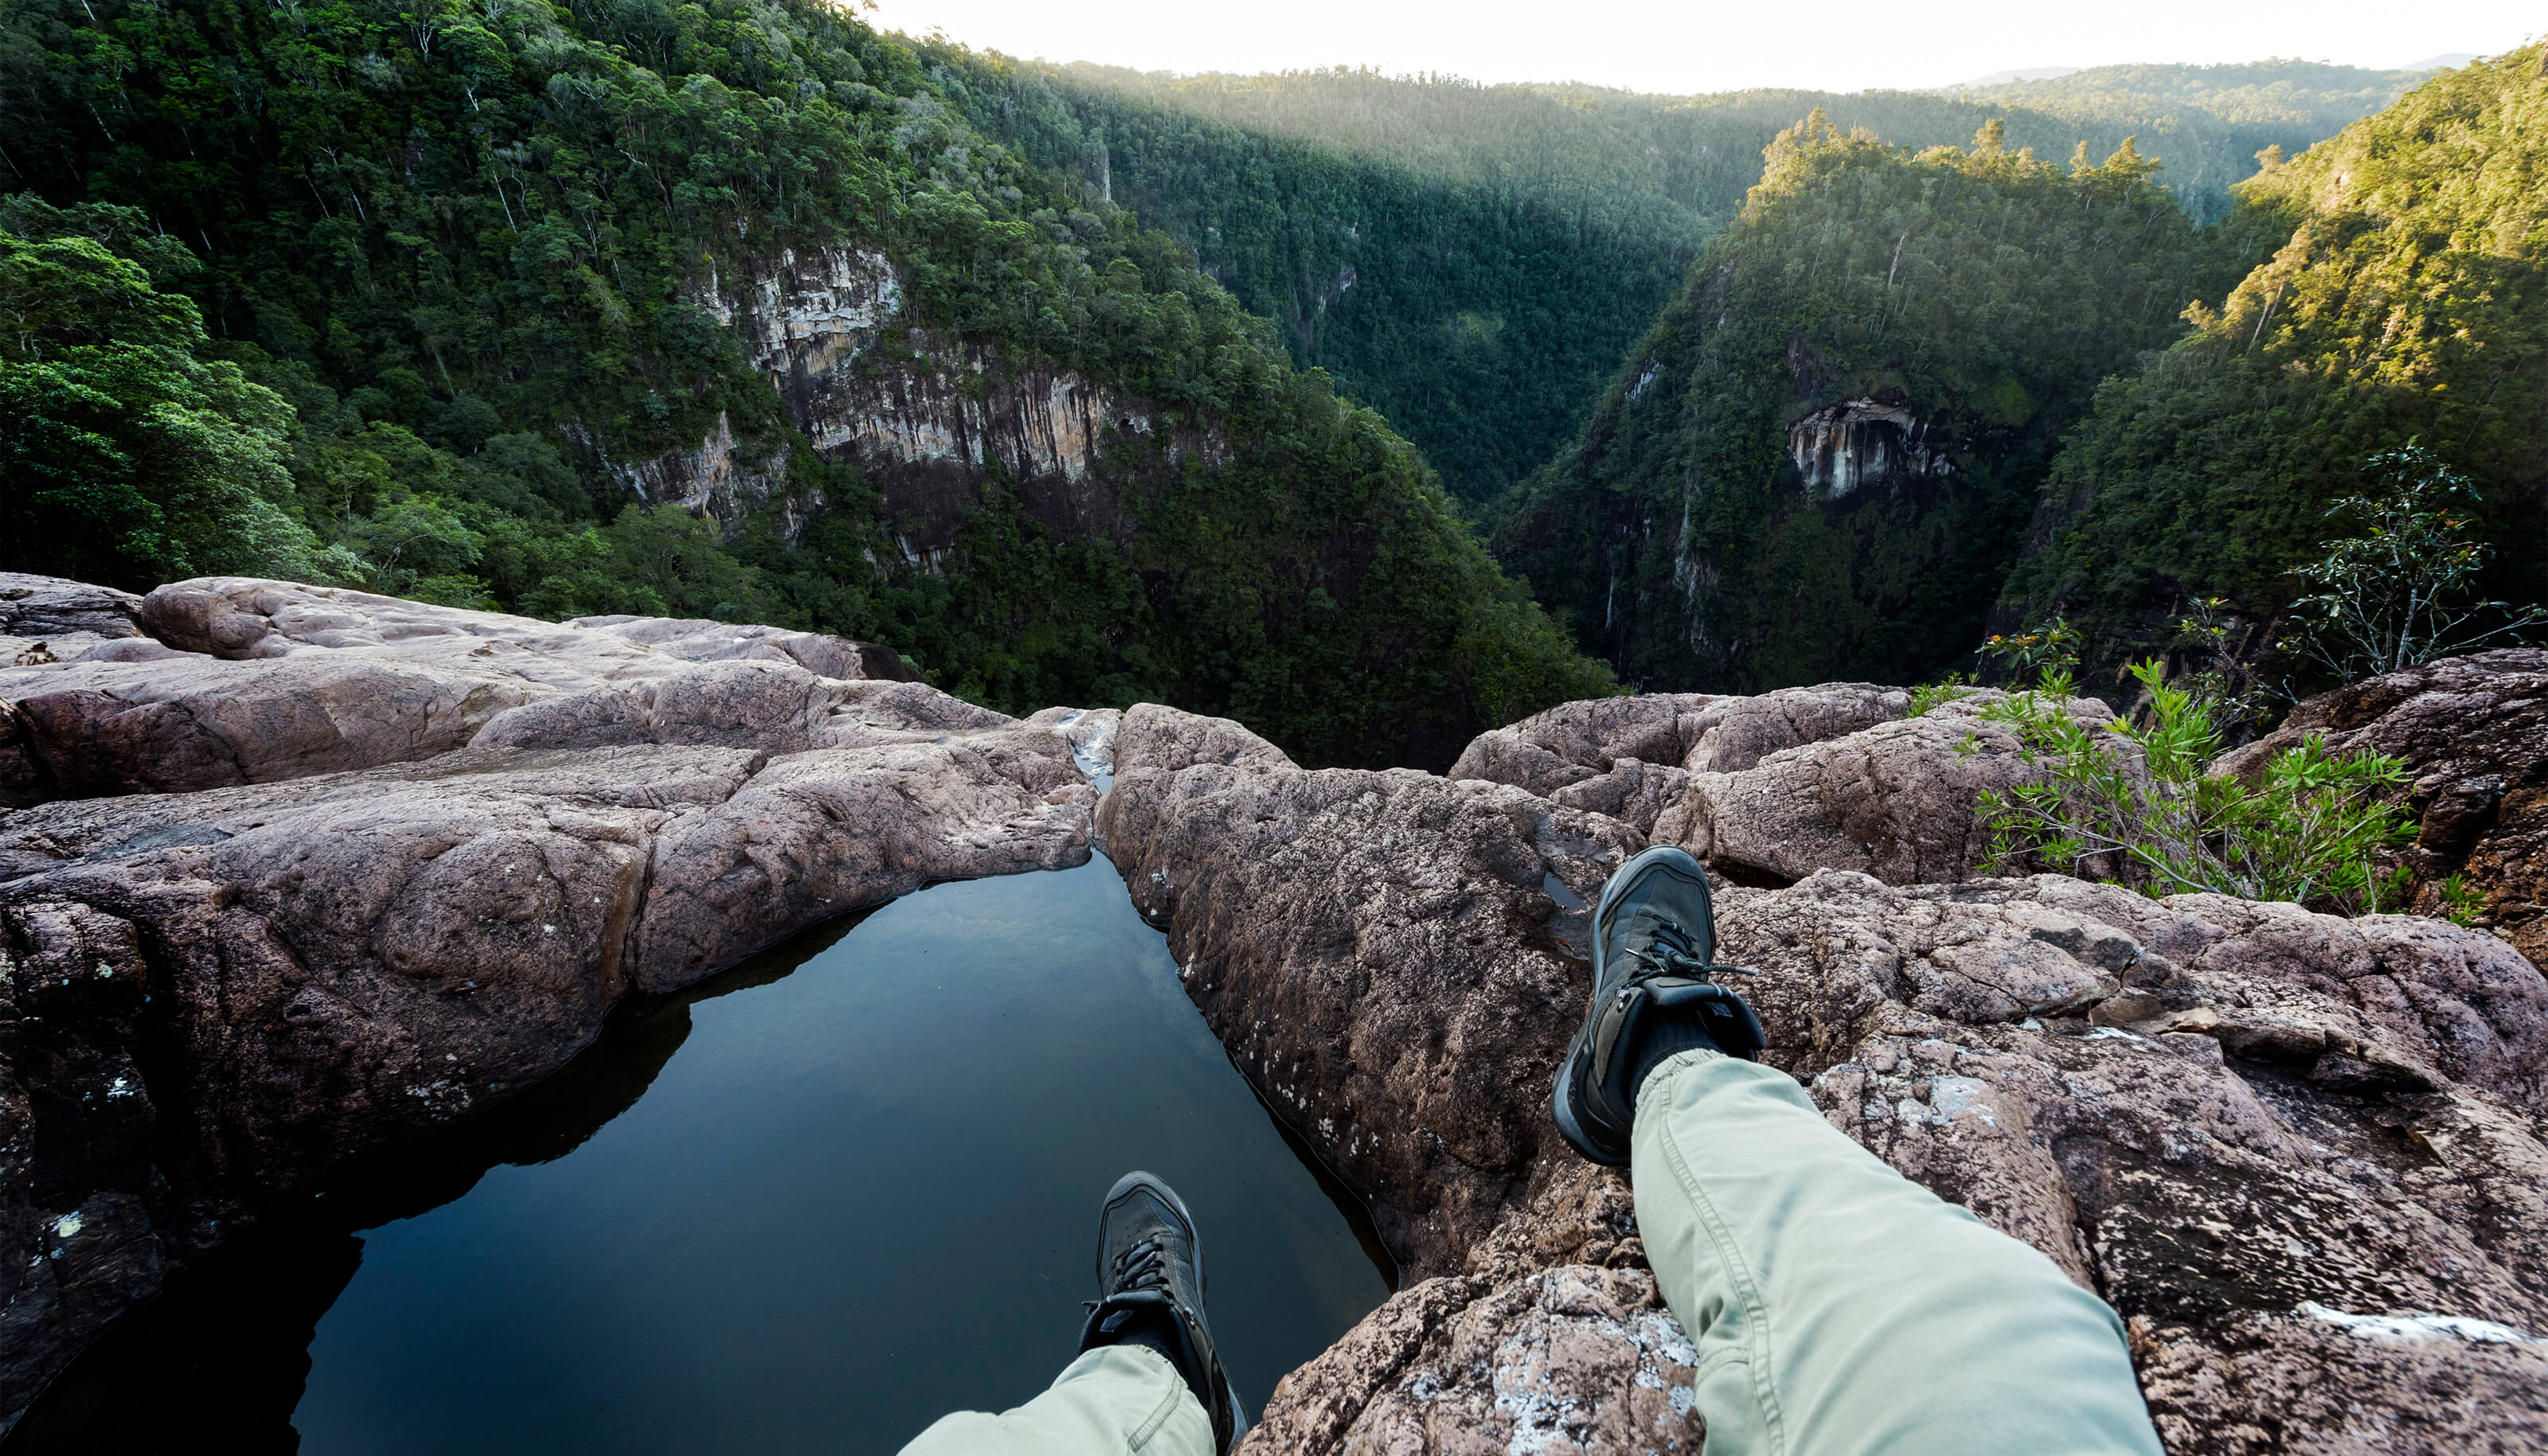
[1103,711,1638,1271]
[0,577,916,805]
[0,577,1104,1419]
[1655,689,2116,886]
[2215,650,2548,973]
[0,576,169,667]
[1109,705,2548,1455]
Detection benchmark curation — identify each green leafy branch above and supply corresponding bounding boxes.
[1975,660,2414,911]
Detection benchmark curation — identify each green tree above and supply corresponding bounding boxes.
[2000,46,2548,685]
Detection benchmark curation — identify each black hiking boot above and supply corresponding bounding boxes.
[1552,845,1766,1166]
[1078,1171,1247,1453]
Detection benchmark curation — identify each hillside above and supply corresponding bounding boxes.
[1948,58,2433,130]
[1491,116,2253,691]
[0,0,1611,768]
[930,59,2421,505]
[924,56,1717,503]
[1946,59,2433,216]
[2002,44,2548,685]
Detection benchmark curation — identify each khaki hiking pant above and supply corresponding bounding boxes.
[900,1048,2163,1456]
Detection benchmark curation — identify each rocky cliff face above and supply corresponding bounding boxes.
[6,576,2542,1451]
[0,574,1105,1416]
[1104,662,2548,1454]
[627,245,1225,563]
[1785,396,1953,502]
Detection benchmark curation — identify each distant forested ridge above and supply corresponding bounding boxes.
[2001,45,2548,683]
[1944,58,2438,215]
[923,54,1715,504]
[932,58,2423,504]
[0,0,1612,768]
[1491,115,2260,691]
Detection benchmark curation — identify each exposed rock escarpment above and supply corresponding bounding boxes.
[0,577,920,806]
[654,244,1225,557]
[1110,689,2548,1454]
[10,572,2545,1454]
[1786,396,1953,503]
[0,576,1100,1419]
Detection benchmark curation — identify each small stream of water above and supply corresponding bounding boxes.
[10,857,1393,1454]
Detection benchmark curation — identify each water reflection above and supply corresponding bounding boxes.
[10,859,1389,1454]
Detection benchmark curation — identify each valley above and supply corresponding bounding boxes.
[3,6,2546,1452]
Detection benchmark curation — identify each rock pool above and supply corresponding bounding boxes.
[7,858,1392,1453]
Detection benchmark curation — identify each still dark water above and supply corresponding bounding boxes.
[10,858,1393,1454]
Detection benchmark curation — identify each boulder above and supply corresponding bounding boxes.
[1448,693,1718,795]
[2214,650,2548,973]
[1105,716,2548,1454]
[1,577,922,806]
[1112,701,1297,775]
[1655,690,2116,886]
[1446,686,1920,840]
[1675,681,1909,772]
[467,662,1009,755]
[565,613,920,682]
[1100,707,1642,1273]
[0,575,169,668]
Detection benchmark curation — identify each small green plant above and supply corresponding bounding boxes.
[1980,616,2081,689]
[2283,446,2548,685]
[2438,872,2489,927]
[1975,659,2415,911]
[1908,672,1977,716]
[2167,595,2274,735]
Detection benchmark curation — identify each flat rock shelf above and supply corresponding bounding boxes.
[5,858,1393,1454]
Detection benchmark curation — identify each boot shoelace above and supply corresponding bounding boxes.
[1630,915,1755,984]
[1109,1235,1173,1296]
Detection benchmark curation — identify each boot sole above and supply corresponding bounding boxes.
[1550,846,1715,1168]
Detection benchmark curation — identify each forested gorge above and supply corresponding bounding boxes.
[0,0,1609,767]
[928,57,2426,505]
[1,2,2537,757]
[1491,116,2261,691]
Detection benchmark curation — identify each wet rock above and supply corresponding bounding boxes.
[2214,650,2548,973]
[0,577,918,805]
[1655,690,2116,886]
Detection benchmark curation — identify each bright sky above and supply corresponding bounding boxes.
[857,0,2538,96]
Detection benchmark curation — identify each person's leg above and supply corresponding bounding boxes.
[1632,1048,2161,1456]
[896,1171,1239,1456]
[1552,846,2159,1456]
[898,1344,1212,1456]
